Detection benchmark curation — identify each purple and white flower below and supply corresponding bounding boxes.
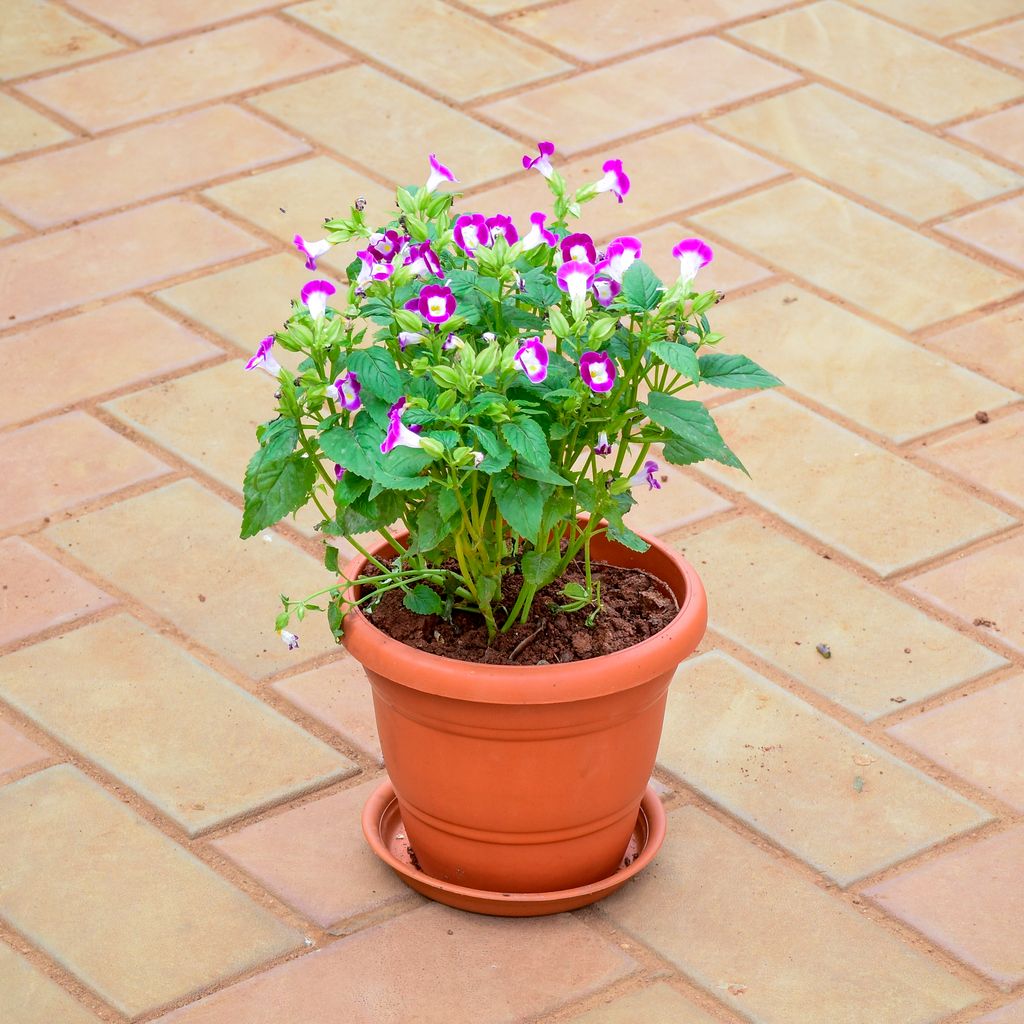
[594,431,613,456]
[561,232,596,264]
[381,397,424,454]
[514,336,549,383]
[485,214,518,245]
[631,459,661,491]
[418,284,456,324]
[280,630,300,650]
[334,464,346,481]
[598,236,642,282]
[592,275,620,307]
[403,240,443,278]
[293,234,330,271]
[355,249,394,287]
[556,260,596,304]
[301,279,336,320]
[425,153,457,192]
[672,237,714,284]
[594,159,630,203]
[398,330,425,350]
[326,370,361,411]
[442,332,464,351]
[521,211,557,251]
[368,229,404,262]
[244,334,281,376]
[472,450,485,468]
[453,213,491,256]
[579,351,616,393]
[522,140,555,179]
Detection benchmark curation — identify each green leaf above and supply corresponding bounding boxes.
[403,585,444,616]
[347,347,403,402]
[563,582,588,600]
[641,392,747,474]
[501,418,550,468]
[649,340,700,385]
[324,545,339,573]
[320,416,380,478]
[334,470,370,507]
[493,475,547,544]
[413,496,454,553]
[605,518,649,552]
[241,454,316,538]
[516,460,571,486]
[521,548,562,589]
[697,352,783,390]
[620,261,663,312]
[438,487,460,521]
[518,266,562,309]
[468,425,512,474]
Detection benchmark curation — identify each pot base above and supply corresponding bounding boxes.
[362,779,666,917]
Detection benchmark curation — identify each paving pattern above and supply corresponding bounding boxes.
[1,1,1022,1020]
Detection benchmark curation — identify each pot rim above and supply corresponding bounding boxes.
[340,526,708,704]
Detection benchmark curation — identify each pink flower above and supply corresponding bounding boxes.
[579,351,616,393]
[672,237,714,284]
[418,284,456,324]
[403,240,443,278]
[425,153,457,192]
[453,213,490,256]
[293,234,330,271]
[522,140,555,179]
[514,336,549,383]
[556,260,596,304]
[300,280,336,320]
[521,212,557,251]
[368,229,404,262]
[597,236,642,282]
[381,397,424,454]
[485,214,518,245]
[244,335,281,376]
[326,371,361,411]
[561,232,596,264]
[592,276,620,307]
[631,460,661,491]
[594,159,630,203]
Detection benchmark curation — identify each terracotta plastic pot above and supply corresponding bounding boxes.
[342,528,707,896]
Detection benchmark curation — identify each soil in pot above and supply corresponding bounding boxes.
[361,558,678,666]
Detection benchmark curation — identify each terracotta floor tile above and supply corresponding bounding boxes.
[566,981,719,1024]
[975,998,1024,1023]
[939,193,1024,270]
[0,300,221,428]
[19,18,345,131]
[902,531,1024,654]
[272,658,383,763]
[0,93,72,158]
[926,301,1024,392]
[694,392,1016,575]
[156,252,323,352]
[288,0,569,102]
[675,518,1007,720]
[640,222,772,294]
[855,0,1024,36]
[476,0,546,10]
[866,825,1024,989]
[0,199,264,327]
[602,806,981,1024]
[963,17,1024,70]
[924,411,1024,506]
[730,1,1024,124]
[480,37,798,157]
[202,155,392,274]
[469,124,784,240]
[0,941,99,1024]
[0,214,20,241]
[951,103,1024,167]
[0,537,113,646]
[660,651,990,885]
[0,412,168,531]
[0,105,309,228]
[157,902,637,1023]
[710,284,1018,441]
[46,479,338,677]
[211,776,413,926]
[888,674,1024,812]
[0,765,303,1018]
[0,720,50,780]
[250,66,524,189]
[508,0,792,61]
[692,179,1023,330]
[1,0,120,80]
[0,614,354,835]
[67,0,286,41]
[711,85,1023,222]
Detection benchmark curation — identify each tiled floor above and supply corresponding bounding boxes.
[0,1,1022,1021]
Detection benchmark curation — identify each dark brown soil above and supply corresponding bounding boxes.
[362,560,678,665]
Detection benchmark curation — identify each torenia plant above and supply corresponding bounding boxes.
[244,143,781,647]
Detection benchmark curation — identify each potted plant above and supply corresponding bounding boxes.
[242,143,780,915]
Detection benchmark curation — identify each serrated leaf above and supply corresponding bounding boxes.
[649,340,700,385]
[605,518,649,552]
[501,418,550,468]
[493,475,547,544]
[698,352,783,390]
[334,470,370,506]
[620,261,663,311]
[521,548,562,589]
[641,392,747,474]
[468,424,512,474]
[241,454,316,538]
[320,416,380,478]
[403,585,443,616]
[413,496,454,553]
[347,347,403,402]
[517,460,570,486]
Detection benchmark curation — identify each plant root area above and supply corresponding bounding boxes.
[363,561,678,665]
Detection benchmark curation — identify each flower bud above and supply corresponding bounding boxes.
[588,318,616,345]
[474,344,500,376]
[549,306,571,338]
[393,308,424,333]
[418,436,445,458]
